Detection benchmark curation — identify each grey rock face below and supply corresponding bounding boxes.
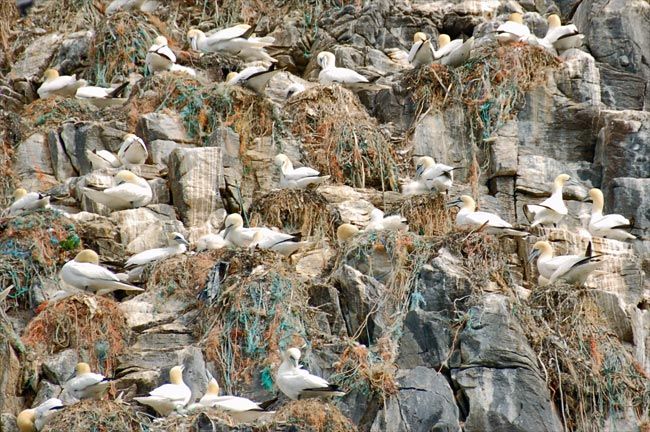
[608,177,650,240]
[14,133,57,190]
[418,251,473,316]
[598,64,647,110]
[148,139,192,166]
[47,130,77,181]
[41,349,78,385]
[397,309,452,370]
[52,30,94,75]
[0,413,18,432]
[136,113,189,143]
[8,33,62,81]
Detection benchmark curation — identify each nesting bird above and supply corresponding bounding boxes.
[407,32,435,67]
[146,36,176,74]
[226,64,281,94]
[37,69,87,99]
[195,232,231,251]
[586,188,636,241]
[187,25,276,64]
[276,347,345,400]
[416,156,456,195]
[496,13,532,44]
[16,398,63,432]
[61,362,111,402]
[60,249,144,295]
[193,378,276,423]
[273,154,330,189]
[337,223,360,243]
[134,365,191,416]
[6,188,50,216]
[316,51,370,86]
[451,195,528,237]
[125,232,189,268]
[223,213,301,254]
[75,82,128,108]
[86,149,122,170]
[528,240,604,286]
[117,134,148,166]
[249,230,306,257]
[365,208,408,232]
[82,170,152,211]
[434,34,474,67]
[523,174,571,227]
[543,14,584,52]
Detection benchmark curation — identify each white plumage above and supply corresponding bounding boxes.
[146,35,176,74]
[86,149,121,170]
[61,362,111,402]
[523,174,571,227]
[60,249,144,295]
[125,232,189,267]
[117,134,148,166]
[496,13,531,44]
[274,154,330,189]
[435,34,474,67]
[407,33,435,67]
[6,188,50,216]
[82,170,152,211]
[276,347,345,400]
[587,188,635,241]
[17,398,63,432]
[317,51,369,85]
[135,365,191,416]
[192,378,276,423]
[365,208,408,232]
[196,232,231,251]
[543,14,584,52]
[75,83,128,108]
[416,156,455,195]
[453,195,528,237]
[249,230,306,257]
[529,240,604,286]
[187,26,276,63]
[37,69,87,99]
[223,213,300,255]
[226,65,281,94]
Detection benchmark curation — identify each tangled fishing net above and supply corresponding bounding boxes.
[41,400,144,432]
[271,399,357,432]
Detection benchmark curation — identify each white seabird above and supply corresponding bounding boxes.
[60,249,144,295]
[192,378,276,423]
[434,34,474,67]
[523,174,571,227]
[134,365,191,416]
[146,35,176,74]
[117,134,148,166]
[276,347,346,400]
[365,208,408,232]
[6,188,50,216]
[451,195,528,237]
[195,232,231,251]
[75,82,128,108]
[407,32,435,68]
[226,64,281,94]
[496,13,532,44]
[37,69,87,99]
[249,230,306,257]
[187,26,276,64]
[125,232,189,268]
[337,223,360,243]
[273,154,330,189]
[17,398,63,432]
[415,156,456,195]
[528,240,604,286]
[223,213,299,250]
[317,51,369,86]
[82,170,152,211]
[86,149,121,170]
[586,188,636,241]
[61,362,111,402]
[285,82,306,99]
[543,14,584,52]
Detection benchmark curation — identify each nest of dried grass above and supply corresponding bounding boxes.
[149,410,236,432]
[0,210,80,309]
[33,0,102,32]
[41,399,144,432]
[272,399,356,432]
[286,85,399,191]
[0,113,18,207]
[21,97,111,133]
[402,44,560,143]
[391,194,452,236]
[146,252,217,299]
[22,294,131,375]
[518,283,650,431]
[0,1,17,66]
[248,189,342,238]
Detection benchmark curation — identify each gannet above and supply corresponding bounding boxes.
[435,34,474,67]
[85,149,121,170]
[60,249,144,295]
[146,36,176,74]
[273,154,330,189]
[134,365,191,416]
[75,82,128,108]
[37,69,87,99]
[317,51,369,86]
[169,64,197,77]
[196,232,231,251]
[125,232,189,268]
[17,398,63,432]
[285,82,306,99]
[192,378,276,423]
[276,347,345,400]
[496,13,531,44]
[528,240,604,286]
[337,223,360,243]
[82,170,152,211]
[62,362,111,401]
[226,64,281,94]
[187,27,276,63]
[249,230,306,257]
[523,174,571,227]
[407,32,435,67]
[223,213,299,249]
[543,14,584,52]
[415,156,456,195]
[117,134,148,166]
[586,188,636,241]
[451,195,528,237]
[365,208,408,232]
[7,188,50,216]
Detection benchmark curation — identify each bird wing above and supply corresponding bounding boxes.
[212,396,262,412]
[36,398,63,415]
[545,25,579,44]
[67,262,121,283]
[83,187,130,209]
[149,384,190,402]
[76,86,112,99]
[102,183,149,204]
[319,67,369,84]
[243,68,281,93]
[38,76,78,97]
[407,40,423,63]
[149,44,176,63]
[590,214,631,230]
[283,166,321,181]
[206,24,251,43]
[65,373,105,393]
[548,255,599,284]
[471,211,512,228]
[497,21,530,38]
[125,247,169,267]
[538,195,568,215]
[434,38,463,59]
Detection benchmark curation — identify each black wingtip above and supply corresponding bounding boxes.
[109,81,129,98]
[258,397,278,411]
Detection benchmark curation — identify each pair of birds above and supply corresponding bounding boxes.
[497,13,584,53]
[403,156,456,197]
[135,347,344,419]
[408,33,475,68]
[86,133,148,170]
[336,208,409,243]
[219,213,306,257]
[37,69,128,108]
[145,36,197,77]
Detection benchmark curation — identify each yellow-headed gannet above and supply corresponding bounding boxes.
[317,51,369,86]
[337,223,360,243]
[146,35,176,74]
[125,232,189,268]
[496,13,531,44]
[415,156,456,195]
[226,64,282,94]
[117,134,148,166]
[223,213,300,251]
[195,232,231,251]
[60,249,144,295]
[75,82,128,108]
[365,208,408,232]
[543,14,584,52]
[276,347,346,400]
[451,195,528,237]
[37,69,87,99]
[187,26,276,64]
[62,362,111,401]
[407,32,435,67]
[134,365,191,416]
[17,398,63,432]
[7,188,50,216]
[528,240,604,286]
[273,154,330,189]
[523,174,571,227]
[586,188,636,241]
[435,34,474,67]
[82,170,152,211]
[192,378,276,423]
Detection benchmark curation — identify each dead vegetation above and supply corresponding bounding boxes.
[34,0,102,32]
[22,97,106,133]
[272,399,357,432]
[41,399,144,432]
[391,194,453,236]
[286,85,400,191]
[146,252,217,299]
[22,294,131,375]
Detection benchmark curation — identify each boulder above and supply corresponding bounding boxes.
[397,309,452,370]
[554,49,601,106]
[136,113,189,143]
[608,177,650,241]
[51,30,94,75]
[0,342,21,415]
[8,33,62,81]
[598,64,647,110]
[14,133,57,190]
[417,251,473,316]
[47,130,77,181]
[148,140,192,166]
[110,205,183,254]
[41,349,78,385]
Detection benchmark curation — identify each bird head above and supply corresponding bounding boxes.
[74,250,100,265]
[528,241,552,262]
[223,213,244,238]
[16,409,36,432]
[153,35,169,46]
[206,378,220,395]
[415,156,435,176]
[76,362,92,375]
[438,34,451,48]
[413,32,428,43]
[285,347,302,367]
[547,14,561,29]
[459,195,476,211]
[13,188,28,200]
[169,365,185,384]
[170,232,190,246]
[187,29,203,50]
[273,153,289,167]
[225,71,238,83]
[43,68,60,81]
[509,12,524,24]
[115,170,138,185]
[337,223,359,242]
[554,174,571,187]
[316,51,335,69]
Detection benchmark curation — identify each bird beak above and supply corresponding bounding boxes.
[415,165,424,177]
[190,37,197,51]
[178,237,190,246]
[446,198,462,208]
[527,248,541,263]
[179,365,185,372]
[224,224,233,238]
[582,196,593,203]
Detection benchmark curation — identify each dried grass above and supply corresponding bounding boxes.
[331,341,398,398]
[391,194,452,236]
[22,294,131,375]
[0,113,18,207]
[286,85,399,191]
[34,0,102,32]
[146,252,216,299]
[41,399,144,432]
[272,399,356,432]
[0,0,17,66]
[21,97,105,133]
[248,189,342,239]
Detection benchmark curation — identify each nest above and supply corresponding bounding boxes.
[518,283,650,431]
[21,97,109,133]
[41,399,144,432]
[146,252,217,299]
[272,400,356,432]
[286,85,399,191]
[33,0,102,32]
[22,294,131,375]
[391,194,452,236]
[0,210,80,309]
[0,113,18,207]
[248,189,342,238]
